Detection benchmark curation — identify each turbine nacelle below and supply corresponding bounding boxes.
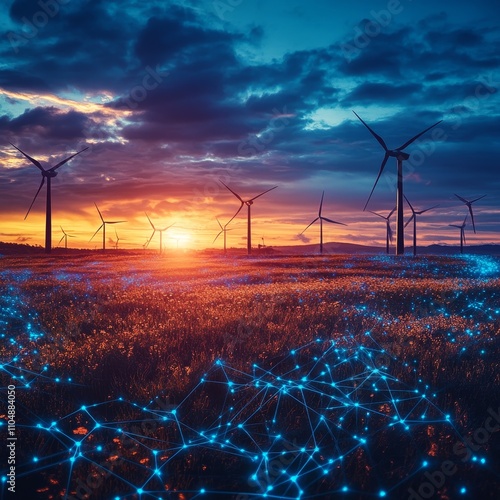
[391,150,410,161]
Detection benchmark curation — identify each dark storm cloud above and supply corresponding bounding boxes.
[0,107,98,140]
[343,82,421,104]
[1,0,499,243]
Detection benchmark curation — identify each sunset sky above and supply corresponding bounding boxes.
[0,0,499,251]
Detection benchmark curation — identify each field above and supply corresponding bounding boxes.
[1,252,499,499]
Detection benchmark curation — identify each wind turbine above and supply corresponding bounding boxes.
[404,196,438,256]
[449,215,467,254]
[368,207,396,254]
[114,229,122,250]
[10,142,88,254]
[58,226,75,250]
[221,182,278,255]
[353,111,442,255]
[90,203,126,251]
[145,213,174,254]
[300,191,347,254]
[213,217,234,254]
[454,194,485,234]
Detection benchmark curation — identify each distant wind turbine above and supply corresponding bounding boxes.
[58,226,75,250]
[145,213,174,254]
[90,203,126,251]
[300,191,346,254]
[369,207,396,255]
[114,229,122,250]
[221,182,278,255]
[213,217,234,254]
[10,142,88,254]
[449,215,467,254]
[353,111,441,255]
[404,196,438,256]
[454,194,485,234]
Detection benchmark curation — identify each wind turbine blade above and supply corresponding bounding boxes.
[321,217,347,226]
[404,214,415,228]
[221,181,244,203]
[419,204,439,214]
[470,194,486,204]
[468,206,476,233]
[90,224,103,241]
[248,185,278,202]
[449,225,460,228]
[216,217,223,231]
[368,210,385,220]
[363,152,389,210]
[10,143,45,171]
[226,202,244,225]
[387,222,394,242]
[403,195,415,213]
[106,221,126,224]
[49,147,89,172]
[58,234,65,244]
[161,223,175,231]
[300,217,319,234]
[24,177,45,219]
[388,206,397,219]
[94,203,104,222]
[145,212,156,230]
[352,111,388,151]
[146,230,155,246]
[318,191,325,216]
[454,193,469,204]
[463,230,466,245]
[396,120,442,150]
[213,231,223,244]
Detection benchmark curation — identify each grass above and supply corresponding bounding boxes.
[0,252,499,499]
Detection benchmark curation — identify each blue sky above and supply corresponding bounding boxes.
[0,0,499,250]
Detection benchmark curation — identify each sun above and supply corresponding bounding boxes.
[169,231,191,249]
